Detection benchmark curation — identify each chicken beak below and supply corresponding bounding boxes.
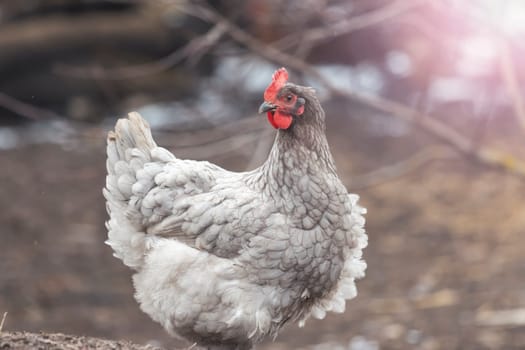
[258,101,276,114]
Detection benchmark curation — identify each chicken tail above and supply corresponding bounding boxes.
[103,112,157,269]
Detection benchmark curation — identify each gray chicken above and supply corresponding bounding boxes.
[104,68,367,350]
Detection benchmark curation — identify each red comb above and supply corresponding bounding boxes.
[264,68,288,102]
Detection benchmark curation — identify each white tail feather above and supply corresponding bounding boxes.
[104,112,157,269]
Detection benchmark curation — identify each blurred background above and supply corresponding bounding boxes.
[1,0,525,349]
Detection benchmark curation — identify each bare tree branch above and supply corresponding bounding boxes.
[0,93,63,120]
[347,146,456,190]
[499,40,525,133]
[0,312,7,333]
[160,129,263,160]
[53,21,227,80]
[245,128,274,170]
[273,0,426,52]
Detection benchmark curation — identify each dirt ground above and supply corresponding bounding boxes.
[1,109,525,350]
[0,331,162,350]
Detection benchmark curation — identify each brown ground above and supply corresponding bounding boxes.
[0,331,162,350]
[1,110,525,349]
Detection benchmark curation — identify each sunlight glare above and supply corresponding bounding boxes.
[475,0,525,35]
[457,36,497,76]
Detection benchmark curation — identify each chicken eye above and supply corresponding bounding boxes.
[286,94,293,102]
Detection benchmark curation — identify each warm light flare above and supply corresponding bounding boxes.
[448,0,525,76]
[473,0,525,35]
[457,36,498,76]
[447,0,525,35]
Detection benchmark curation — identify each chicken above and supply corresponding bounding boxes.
[103,68,367,350]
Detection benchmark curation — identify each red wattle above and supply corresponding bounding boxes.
[267,111,278,129]
[267,111,292,129]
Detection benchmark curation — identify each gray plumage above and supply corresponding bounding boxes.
[104,81,367,350]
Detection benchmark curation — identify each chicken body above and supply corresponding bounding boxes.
[104,74,367,350]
